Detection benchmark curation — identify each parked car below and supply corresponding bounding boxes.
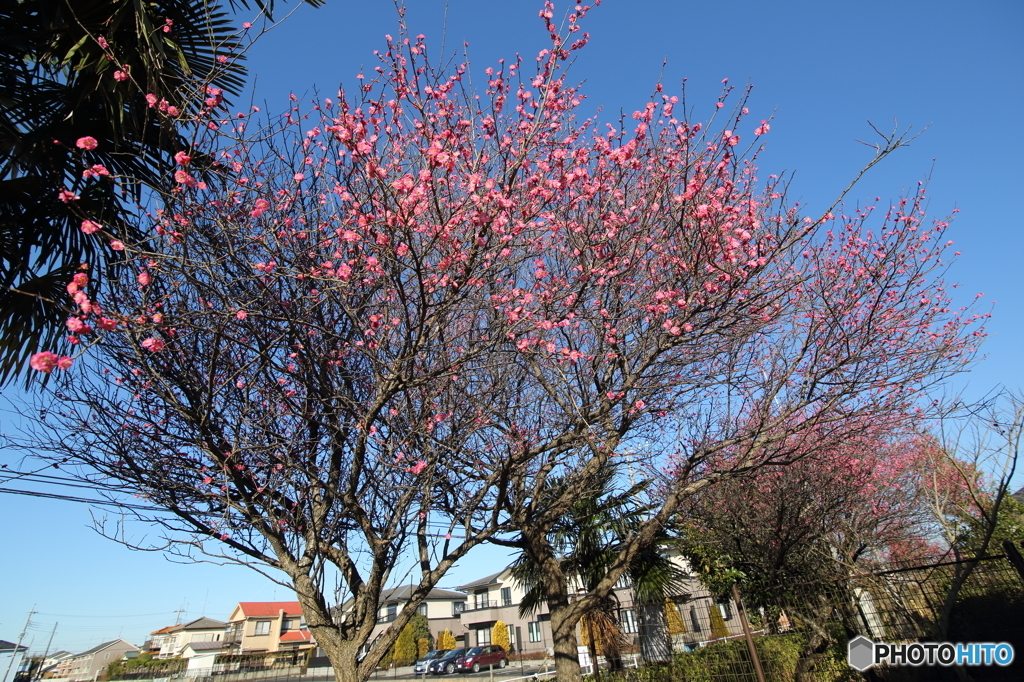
[426,648,469,675]
[414,650,446,675]
[453,645,508,673]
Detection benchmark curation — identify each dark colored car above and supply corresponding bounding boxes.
[426,648,469,675]
[414,650,446,675]
[453,645,508,673]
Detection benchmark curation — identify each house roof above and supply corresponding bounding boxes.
[279,631,313,643]
[75,640,138,658]
[236,602,303,617]
[183,641,231,652]
[378,585,467,603]
[150,625,178,635]
[0,640,28,653]
[1012,486,1024,505]
[177,617,227,631]
[458,568,508,590]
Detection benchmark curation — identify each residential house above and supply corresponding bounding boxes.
[141,625,177,657]
[225,602,314,654]
[156,617,228,658]
[454,558,746,657]
[38,651,74,677]
[337,556,746,663]
[49,640,139,682]
[179,641,233,674]
[339,586,468,658]
[1,640,28,682]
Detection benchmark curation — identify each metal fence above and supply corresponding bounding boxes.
[605,546,1024,682]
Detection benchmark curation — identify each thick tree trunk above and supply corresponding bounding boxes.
[637,603,671,663]
[549,607,584,682]
[536,555,583,682]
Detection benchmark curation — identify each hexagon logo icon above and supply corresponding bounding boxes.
[848,636,875,671]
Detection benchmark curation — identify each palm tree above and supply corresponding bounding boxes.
[509,467,687,672]
[0,0,323,384]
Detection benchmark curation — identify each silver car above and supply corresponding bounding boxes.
[413,650,446,675]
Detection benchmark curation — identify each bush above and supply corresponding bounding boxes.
[106,657,185,681]
[602,633,857,682]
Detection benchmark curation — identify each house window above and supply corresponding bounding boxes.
[417,603,429,617]
[508,626,517,649]
[474,590,489,609]
[452,601,466,617]
[254,621,271,636]
[528,621,542,643]
[476,628,491,646]
[613,574,631,590]
[620,609,638,635]
[717,600,733,621]
[689,607,702,633]
[500,587,512,607]
[387,604,397,622]
[282,619,295,631]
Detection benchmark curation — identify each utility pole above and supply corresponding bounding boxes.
[3,606,34,682]
[33,623,57,682]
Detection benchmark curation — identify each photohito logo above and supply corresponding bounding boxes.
[848,636,1014,671]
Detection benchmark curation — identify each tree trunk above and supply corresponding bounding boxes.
[536,554,583,682]
[549,606,584,682]
[637,603,671,663]
[793,594,833,682]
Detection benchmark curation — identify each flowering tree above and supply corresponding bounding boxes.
[675,426,951,595]
[18,3,984,682]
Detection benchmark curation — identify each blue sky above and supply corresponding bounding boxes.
[1,0,1022,655]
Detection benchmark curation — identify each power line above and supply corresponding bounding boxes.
[35,611,179,619]
[0,486,164,511]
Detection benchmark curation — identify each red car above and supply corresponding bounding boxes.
[453,645,508,673]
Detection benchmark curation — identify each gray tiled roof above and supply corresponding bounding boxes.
[178,617,227,631]
[379,585,467,602]
[458,569,507,590]
[75,640,137,658]
[184,641,231,652]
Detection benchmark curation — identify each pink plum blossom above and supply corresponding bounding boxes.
[30,352,59,373]
[76,137,98,150]
[141,338,165,352]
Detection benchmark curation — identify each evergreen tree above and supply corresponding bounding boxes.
[0,0,324,384]
[709,602,731,641]
[392,622,417,667]
[492,621,510,652]
[664,601,687,636]
[437,630,456,651]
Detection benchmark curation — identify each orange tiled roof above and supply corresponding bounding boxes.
[237,602,303,617]
[149,625,178,635]
[278,631,312,642]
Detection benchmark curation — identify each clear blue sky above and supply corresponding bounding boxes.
[2,0,1022,655]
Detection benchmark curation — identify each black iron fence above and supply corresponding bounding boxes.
[607,545,1024,682]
